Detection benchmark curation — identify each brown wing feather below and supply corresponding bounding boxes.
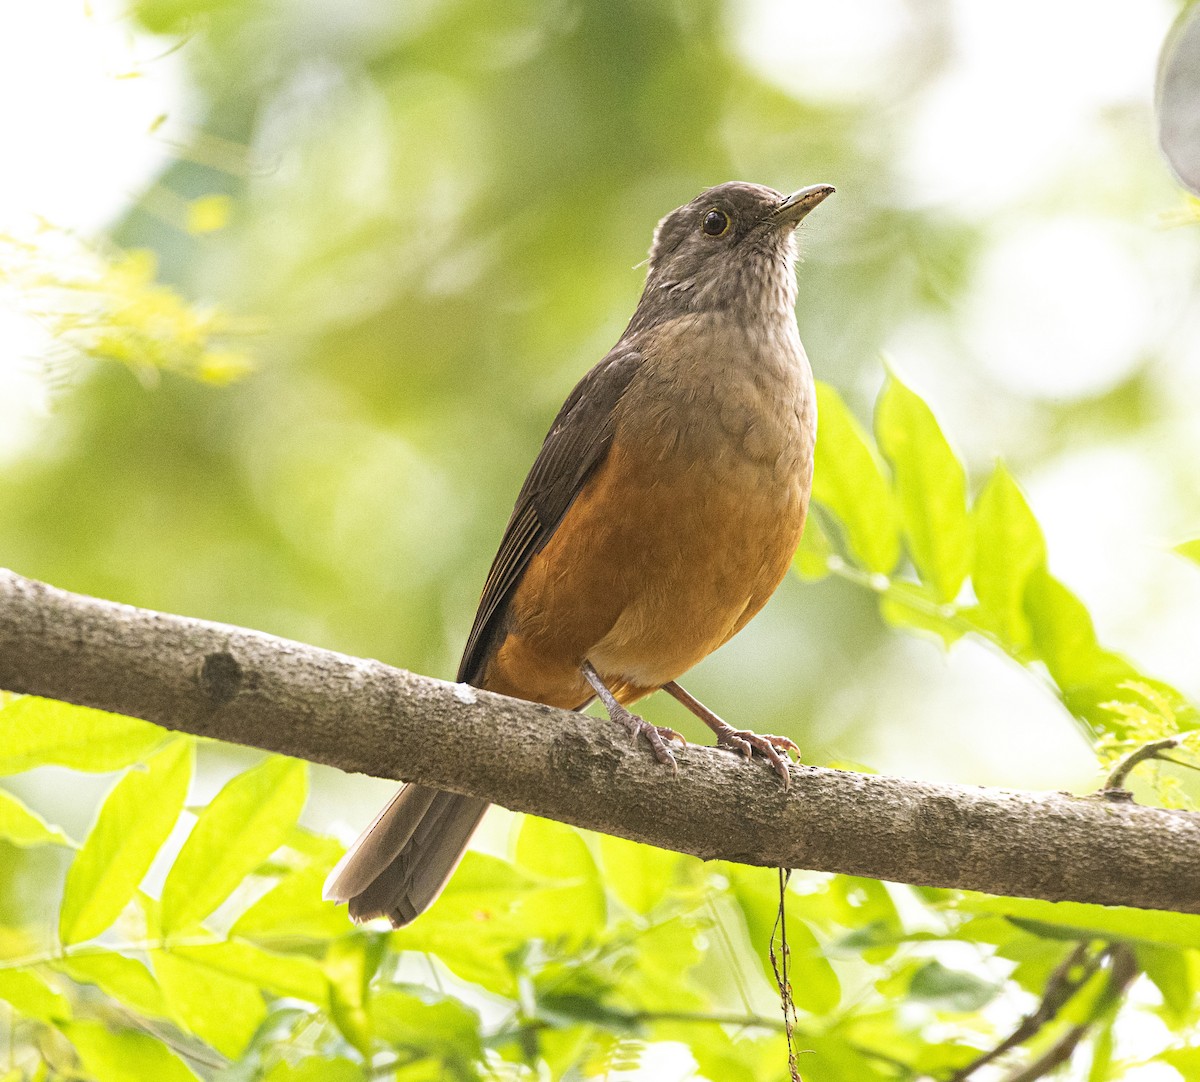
[457,346,643,685]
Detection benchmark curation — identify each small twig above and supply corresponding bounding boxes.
[1102,738,1181,795]
[770,868,803,1082]
[997,945,1139,1082]
[947,943,1097,1081]
[997,1023,1089,1082]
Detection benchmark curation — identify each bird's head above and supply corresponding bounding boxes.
[632,181,834,329]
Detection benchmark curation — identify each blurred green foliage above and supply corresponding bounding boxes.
[3,0,1200,1077]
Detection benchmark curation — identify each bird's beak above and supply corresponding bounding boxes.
[770,183,836,229]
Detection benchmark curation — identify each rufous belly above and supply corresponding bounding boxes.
[480,427,811,709]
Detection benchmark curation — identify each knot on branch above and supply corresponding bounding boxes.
[199,650,244,706]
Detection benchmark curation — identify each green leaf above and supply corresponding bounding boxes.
[830,875,900,930]
[62,1019,200,1082]
[153,948,266,1058]
[793,511,834,582]
[0,698,167,775]
[878,580,965,648]
[160,756,307,933]
[0,788,72,848]
[830,876,901,962]
[264,1059,366,1082]
[58,952,169,1019]
[325,934,384,1059]
[1162,1048,1200,1077]
[598,835,679,914]
[1022,569,1155,729]
[812,381,901,574]
[617,915,704,1011]
[989,931,1079,996]
[391,852,545,996]
[515,817,606,946]
[960,894,1200,950]
[0,969,71,1022]
[59,739,193,945]
[163,940,329,1005]
[1088,1011,1116,1081]
[1135,944,1192,1024]
[972,463,1047,649]
[134,0,245,35]
[371,988,484,1077]
[232,864,350,940]
[794,1033,896,1081]
[908,960,1000,1012]
[1175,538,1200,567]
[670,1025,787,1082]
[727,867,840,1015]
[875,375,970,603]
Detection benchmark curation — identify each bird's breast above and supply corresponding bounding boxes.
[485,313,816,707]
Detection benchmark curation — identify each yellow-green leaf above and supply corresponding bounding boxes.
[879,580,964,649]
[164,940,329,1005]
[160,756,307,933]
[793,512,834,582]
[599,834,679,914]
[1021,569,1158,729]
[0,969,71,1022]
[153,949,266,1058]
[1174,538,1200,567]
[1136,944,1192,1025]
[325,935,382,1059]
[971,463,1047,649]
[619,915,705,1011]
[727,866,840,1015]
[960,894,1200,951]
[231,865,350,940]
[0,698,167,775]
[515,817,606,946]
[59,739,193,945]
[390,852,545,997]
[812,381,901,574]
[0,788,72,848]
[62,1020,199,1082]
[875,375,970,602]
[58,952,169,1019]
[264,1059,365,1082]
[370,988,483,1065]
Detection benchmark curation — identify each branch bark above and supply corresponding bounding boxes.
[2,568,1198,913]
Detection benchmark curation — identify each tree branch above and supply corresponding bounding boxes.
[2,568,1200,913]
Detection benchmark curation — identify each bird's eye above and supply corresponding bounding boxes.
[701,209,730,236]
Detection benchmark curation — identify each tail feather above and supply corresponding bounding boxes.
[324,784,489,927]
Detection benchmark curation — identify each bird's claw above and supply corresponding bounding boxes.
[713,724,799,788]
[614,706,684,772]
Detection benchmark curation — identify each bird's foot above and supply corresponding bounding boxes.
[712,723,799,788]
[611,703,685,771]
[581,659,685,772]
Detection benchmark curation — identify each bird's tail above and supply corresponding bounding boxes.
[323,784,490,927]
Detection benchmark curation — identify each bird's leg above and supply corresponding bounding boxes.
[662,681,799,787]
[581,660,685,771]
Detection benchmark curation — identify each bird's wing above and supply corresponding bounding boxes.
[456,345,644,685]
